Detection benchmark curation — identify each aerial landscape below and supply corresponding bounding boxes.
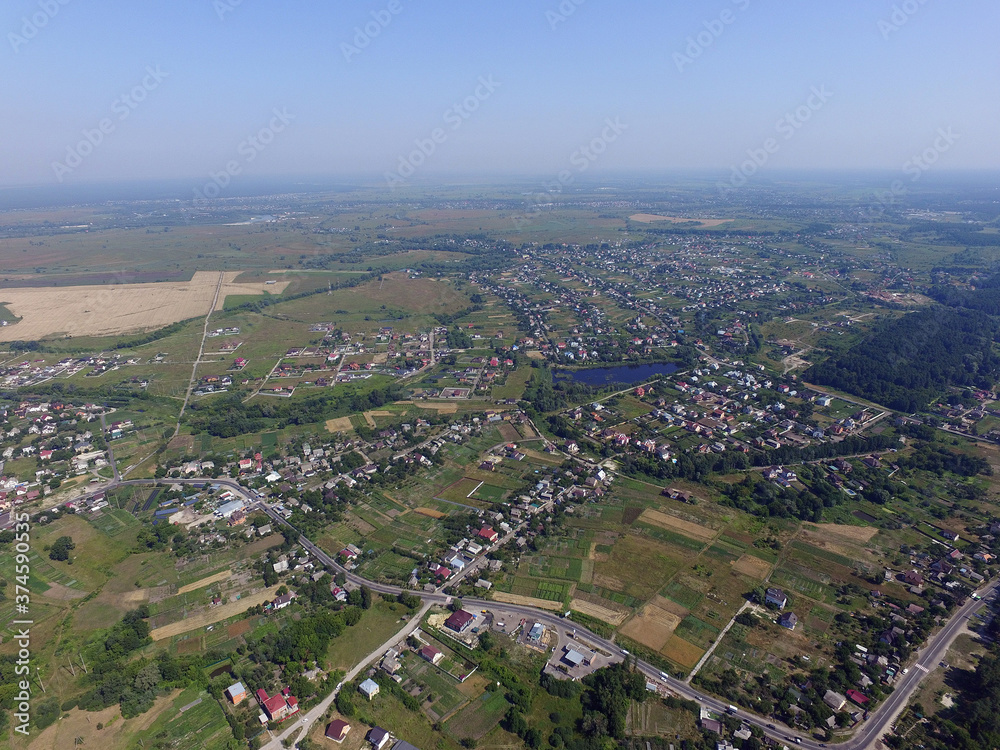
[2,3,1000,750]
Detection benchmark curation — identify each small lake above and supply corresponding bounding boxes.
[554,362,679,387]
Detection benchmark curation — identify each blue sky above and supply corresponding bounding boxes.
[2,0,998,186]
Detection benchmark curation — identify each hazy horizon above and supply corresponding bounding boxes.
[4,0,999,192]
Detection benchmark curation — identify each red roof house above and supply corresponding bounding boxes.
[478,527,499,543]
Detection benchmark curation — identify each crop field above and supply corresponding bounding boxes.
[619,598,683,651]
[661,635,706,670]
[447,690,510,741]
[637,508,717,542]
[0,271,287,341]
[438,477,486,502]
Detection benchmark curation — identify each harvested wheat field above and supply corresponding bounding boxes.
[620,598,682,650]
[150,585,279,640]
[811,523,879,543]
[731,554,772,579]
[569,598,629,626]
[176,569,231,595]
[629,214,731,227]
[414,507,447,519]
[325,416,355,433]
[639,508,716,542]
[662,634,705,669]
[492,591,563,610]
[0,271,288,341]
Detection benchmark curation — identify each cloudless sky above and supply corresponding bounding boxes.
[2,0,998,187]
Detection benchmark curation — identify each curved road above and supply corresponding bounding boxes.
[69,476,991,750]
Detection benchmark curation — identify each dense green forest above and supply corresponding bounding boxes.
[805,307,1000,411]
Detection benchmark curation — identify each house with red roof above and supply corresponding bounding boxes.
[478,527,499,543]
[256,687,299,722]
[420,645,443,665]
[325,719,351,743]
[846,689,869,706]
[445,609,475,633]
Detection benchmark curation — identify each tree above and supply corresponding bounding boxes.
[49,535,75,561]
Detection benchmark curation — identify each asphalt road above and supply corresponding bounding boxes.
[66,476,992,750]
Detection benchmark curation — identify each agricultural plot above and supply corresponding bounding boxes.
[447,690,510,741]
[0,271,288,341]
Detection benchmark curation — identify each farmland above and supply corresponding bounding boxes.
[0,271,288,341]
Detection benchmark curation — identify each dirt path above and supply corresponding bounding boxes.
[174,271,225,436]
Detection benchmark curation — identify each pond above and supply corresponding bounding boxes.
[553,362,679,387]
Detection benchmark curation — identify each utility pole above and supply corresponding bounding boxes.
[67,658,76,677]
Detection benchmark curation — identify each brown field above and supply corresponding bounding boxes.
[176,636,204,654]
[525,350,545,360]
[41,582,89,600]
[395,400,460,413]
[661,635,705,669]
[620,598,683,650]
[326,416,355,433]
[731,554,772,579]
[150,585,279,640]
[593,573,626,591]
[639,508,717,542]
[810,523,879,543]
[497,422,520,442]
[629,214,731,227]
[569,598,629,626]
[492,591,563,610]
[414,507,446,519]
[176,569,231,595]
[227,619,252,638]
[0,271,288,341]
[20,690,180,750]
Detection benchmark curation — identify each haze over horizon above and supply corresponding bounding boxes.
[4,0,999,189]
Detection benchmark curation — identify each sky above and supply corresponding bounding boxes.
[2,0,998,189]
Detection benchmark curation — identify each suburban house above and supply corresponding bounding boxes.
[444,610,475,633]
[765,587,788,609]
[420,645,444,665]
[367,727,392,750]
[256,687,299,722]
[778,612,798,630]
[846,689,870,706]
[823,690,847,712]
[325,719,351,743]
[478,526,499,543]
[271,591,297,610]
[359,678,380,700]
[225,681,247,705]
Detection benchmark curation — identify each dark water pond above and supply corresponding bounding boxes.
[553,362,678,387]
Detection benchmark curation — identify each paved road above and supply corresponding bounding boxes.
[261,601,433,750]
[256,502,994,750]
[65,475,991,750]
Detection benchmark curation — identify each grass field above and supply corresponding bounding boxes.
[326,600,411,670]
[447,690,510,741]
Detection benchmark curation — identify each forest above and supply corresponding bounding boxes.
[805,307,1000,411]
